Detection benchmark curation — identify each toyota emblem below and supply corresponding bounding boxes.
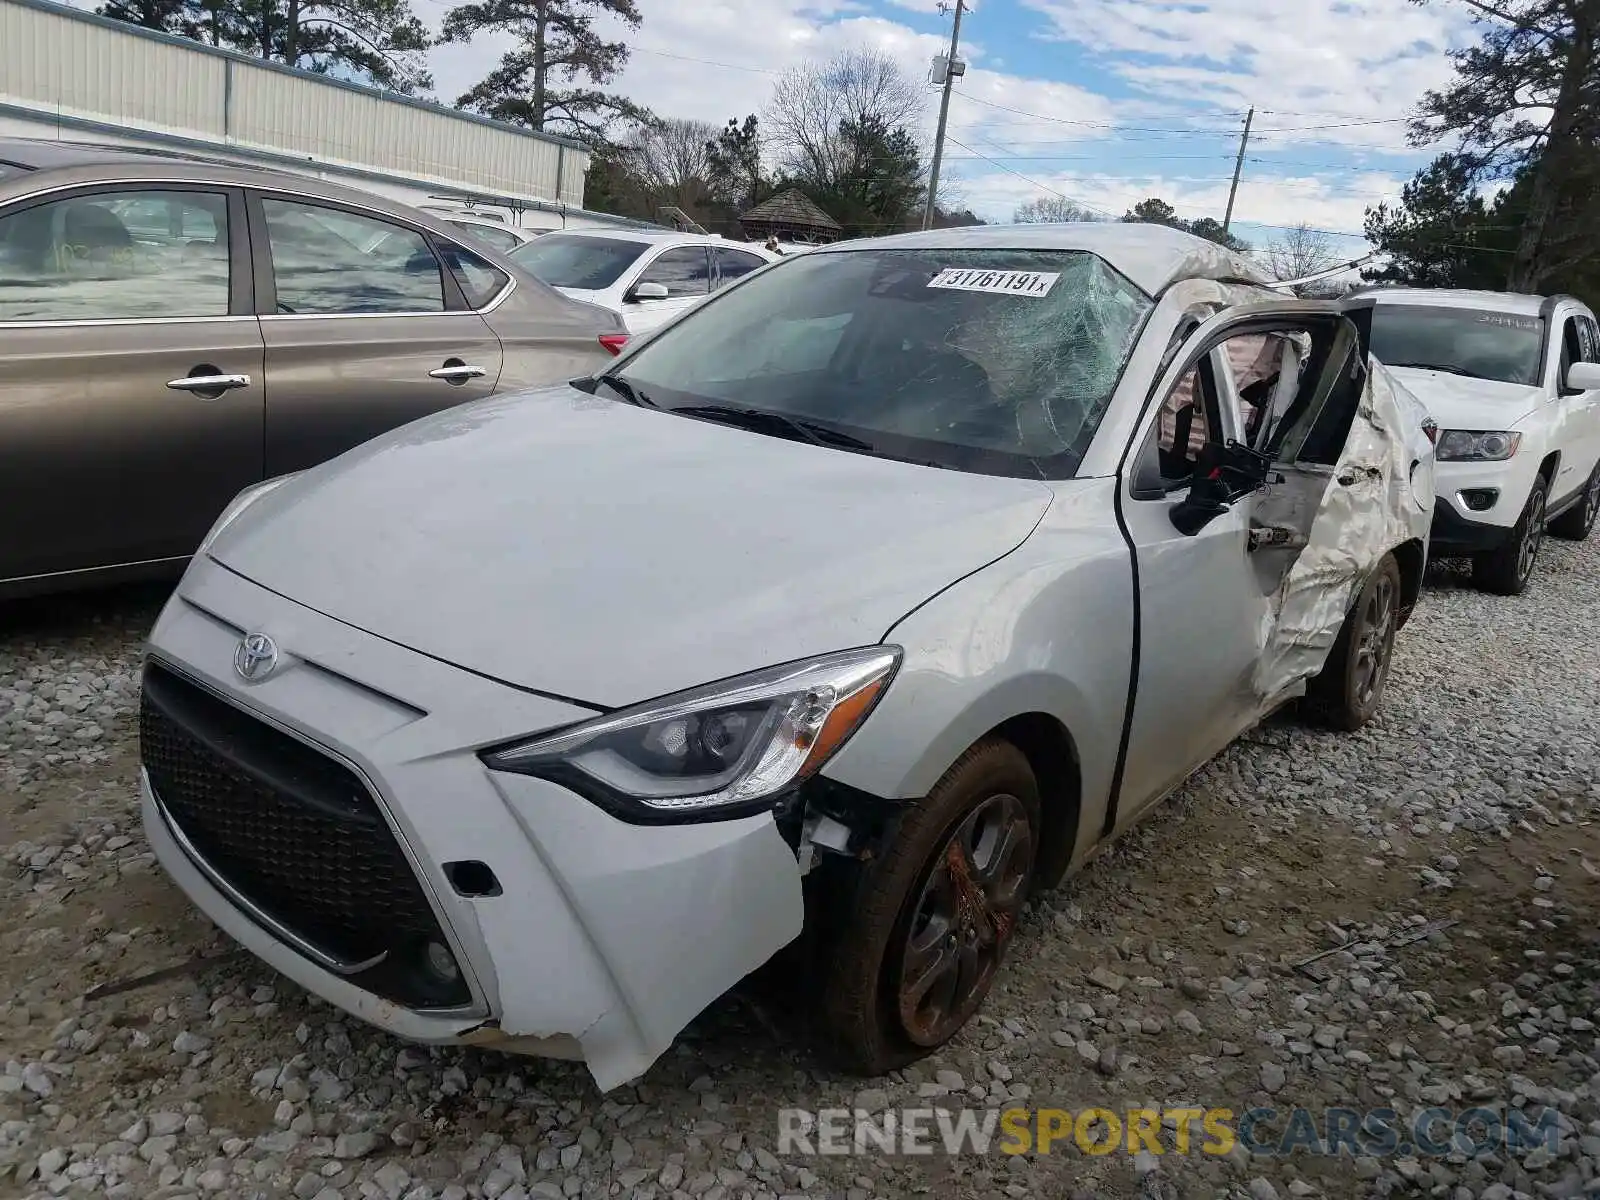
[234,632,279,682]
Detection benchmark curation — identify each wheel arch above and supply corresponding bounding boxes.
[1391,537,1427,630]
[985,712,1083,892]
[1538,450,1560,485]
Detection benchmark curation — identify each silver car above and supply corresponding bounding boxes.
[0,138,623,599]
[137,223,1435,1092]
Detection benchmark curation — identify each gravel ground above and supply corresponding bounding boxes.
[1,539,1598,1200]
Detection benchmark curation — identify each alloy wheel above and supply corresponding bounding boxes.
[1518,489,1547,584]
[1353,572,1397,709]
[896,793,1035,1048]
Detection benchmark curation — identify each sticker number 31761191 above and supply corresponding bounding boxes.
[928,268,1061,297]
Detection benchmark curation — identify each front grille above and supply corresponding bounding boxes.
[139,663,470,1009]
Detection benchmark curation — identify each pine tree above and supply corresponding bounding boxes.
[1407,0,1600,290]
[439,0,648,142]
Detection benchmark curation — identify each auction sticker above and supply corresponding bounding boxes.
[928,268,1060,297]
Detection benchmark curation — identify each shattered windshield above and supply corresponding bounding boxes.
[1369,304,1545,386]
[605,248,1154,479]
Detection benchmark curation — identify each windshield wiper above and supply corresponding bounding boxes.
[671,403,877,452]
[596,374,654,407]
[1384,361,1492,380]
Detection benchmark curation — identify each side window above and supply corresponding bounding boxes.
[1561,315,1582,379]
[261,197,444,315]
[0,189,230,322]
[1153,349,1228,484]
[1262,320,1365,465]
[637,246,711,297]
[453,223,520,254]
[1136,318,1361,494]
[1217,332,1310,451]
[1580,315,1600,363]
[713,247,765,288]
[438,242,510,309]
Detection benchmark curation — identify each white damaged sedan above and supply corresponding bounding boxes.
[139,223,1435,1091]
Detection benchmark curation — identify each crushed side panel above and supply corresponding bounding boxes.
[1252,363,1431,698]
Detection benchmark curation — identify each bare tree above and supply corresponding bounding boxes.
[1013,195,1100,223]
[622,117,720,213]
[1265,223,1342,295]
[765,48,926,190]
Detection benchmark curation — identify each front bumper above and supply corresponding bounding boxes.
[1429,499,1515,557]
[138,557,804,1091]
[1426,458,1535,557]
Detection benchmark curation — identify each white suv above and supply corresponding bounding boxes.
[509,230,778,339]
[1347,288,1600,593]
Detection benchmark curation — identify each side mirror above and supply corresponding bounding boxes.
[1169,476,1233,535]
[1564,360,1600,393]
[628,281,670,302]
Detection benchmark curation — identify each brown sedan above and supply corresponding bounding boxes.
[0,138,625,599]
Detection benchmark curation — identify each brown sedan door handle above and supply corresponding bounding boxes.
[167,372,251,393]
[428,362,488,383]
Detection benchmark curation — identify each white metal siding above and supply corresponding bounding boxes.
[229,68,574,202]
[1,1,226,137]
[0,0,587,207]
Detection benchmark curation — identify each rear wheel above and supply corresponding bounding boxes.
[820,740,1040,1075]
[1549,464,1600,541]
[1472,476,1547,595]
[1307,553,1402,732]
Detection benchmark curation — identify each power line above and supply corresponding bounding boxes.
[943,135,1120,218]
[945,151,1238,161]
[953,93,1250,135]
[628,46,779,75]
[957,131,1383,238]
[953,92,1413,137]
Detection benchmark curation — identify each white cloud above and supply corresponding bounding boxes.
[432,1,1121,155]
[415,0,1448,247]
[1019,0,1474,152]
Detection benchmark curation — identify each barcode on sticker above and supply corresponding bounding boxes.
[928,268,1060,297]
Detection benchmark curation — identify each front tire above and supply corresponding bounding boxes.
[1549,464,1600,541]
[1307,553,1402,731]
[819,740,1040,1076]
[1472,476,1547,595]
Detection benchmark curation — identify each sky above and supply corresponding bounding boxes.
[421,0,1482,261]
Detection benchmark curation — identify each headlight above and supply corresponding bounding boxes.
[482,646,901,822]
[1436,430,1522,462]
[197,473,301,555]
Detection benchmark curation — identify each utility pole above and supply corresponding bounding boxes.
[922,0,966,231]
[1222,106,1253,236]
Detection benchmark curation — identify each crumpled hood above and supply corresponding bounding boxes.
[208,386,1054,707]
[1384,366,1544,429]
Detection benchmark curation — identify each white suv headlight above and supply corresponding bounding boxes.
[1437,430,1522,462]
[482,647,900,822]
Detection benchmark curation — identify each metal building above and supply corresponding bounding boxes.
[0,0,643,231]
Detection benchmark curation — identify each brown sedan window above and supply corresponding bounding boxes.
[0,189,230,322]
[437,242,510,309]
[262,198,445,315]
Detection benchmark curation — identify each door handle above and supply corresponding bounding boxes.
[428,364,487,382]
[167,373,250,392]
